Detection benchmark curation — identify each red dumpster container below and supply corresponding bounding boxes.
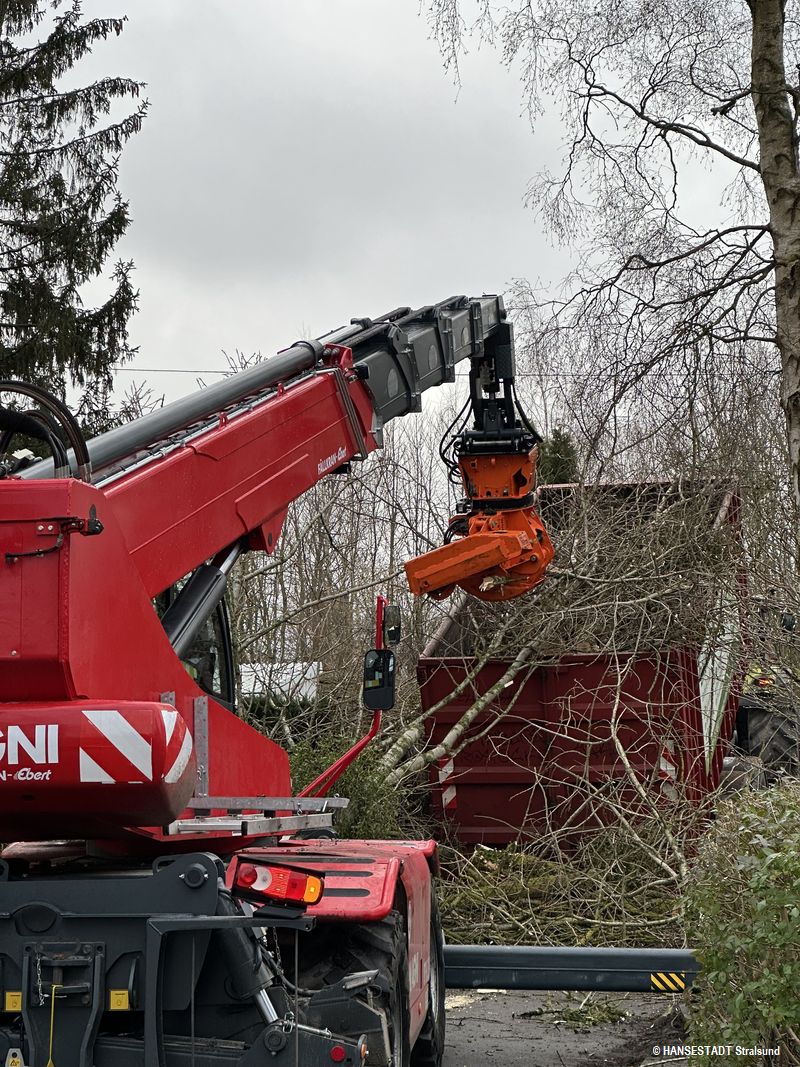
[418,481,742,845]
[419,649,738,844]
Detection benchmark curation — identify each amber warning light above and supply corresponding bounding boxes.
[232,859,324,906]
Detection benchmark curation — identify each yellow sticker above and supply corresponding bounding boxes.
[3,992,22,1012]
[108,989,131,1011]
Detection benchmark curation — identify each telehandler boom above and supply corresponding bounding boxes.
[0,295,551,1066]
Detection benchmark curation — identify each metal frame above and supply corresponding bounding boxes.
[142,911,313,1067]
[165,813,335,836]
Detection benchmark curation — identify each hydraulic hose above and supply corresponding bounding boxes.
[0,380,92,480]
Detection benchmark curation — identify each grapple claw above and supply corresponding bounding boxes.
[405,447,554,602]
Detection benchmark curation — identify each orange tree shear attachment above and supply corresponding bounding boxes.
[405,327,554,602]
[405,447,554,602]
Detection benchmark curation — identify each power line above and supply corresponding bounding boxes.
[113,366,229,374]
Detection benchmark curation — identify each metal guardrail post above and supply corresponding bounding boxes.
[443,945,699,994]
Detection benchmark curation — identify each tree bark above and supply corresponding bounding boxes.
[383,645,534,789]
[750,0,800,513]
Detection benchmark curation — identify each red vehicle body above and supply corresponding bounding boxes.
[0,294,551,1067]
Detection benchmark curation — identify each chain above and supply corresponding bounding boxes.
[35,952,44,1008]
[257,926,283,978]
[269,926,284,979]
[260,927,295,1029]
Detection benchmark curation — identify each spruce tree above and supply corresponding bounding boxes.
[0,1,146,396]
[538,427,580,485]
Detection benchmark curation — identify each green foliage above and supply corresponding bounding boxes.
[0,2,146,388]
[537,426,580,485]
[685,783,800,1066]
[290,736,403,841]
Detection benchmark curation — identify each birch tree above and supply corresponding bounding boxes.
[427,0,800,512]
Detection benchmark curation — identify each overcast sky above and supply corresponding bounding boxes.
[75,1,570,403]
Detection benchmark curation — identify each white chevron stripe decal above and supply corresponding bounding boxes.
[79,749,115,784]
[164,730,193,784]
[82,710,153,780]
[162,708,178,744]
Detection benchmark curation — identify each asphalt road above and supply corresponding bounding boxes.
[443,989,685,1067]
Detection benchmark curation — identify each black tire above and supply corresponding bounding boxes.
[743,701,800,780]
[410,893,446,1067]
[373,910,411,1067]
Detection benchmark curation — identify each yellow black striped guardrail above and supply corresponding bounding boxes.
[651,971,687,993]
[444,946,699,993]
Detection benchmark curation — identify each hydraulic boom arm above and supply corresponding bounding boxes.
[0,295,552,847]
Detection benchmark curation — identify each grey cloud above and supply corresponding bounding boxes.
[75,1,569,397]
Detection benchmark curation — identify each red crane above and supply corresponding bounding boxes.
[0,295,552,1067]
